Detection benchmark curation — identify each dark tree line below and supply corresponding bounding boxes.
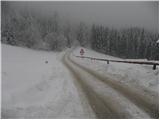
[1,2,159,60]
[90,25,159,60]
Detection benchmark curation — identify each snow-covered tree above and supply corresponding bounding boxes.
[76,22,89,47]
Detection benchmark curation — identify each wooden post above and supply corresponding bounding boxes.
[153,64,156,70]
[107,60,109,64]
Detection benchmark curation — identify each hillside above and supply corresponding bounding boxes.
[2,44,91,118]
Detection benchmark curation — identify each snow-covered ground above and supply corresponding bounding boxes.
[72,47,159,93]
[1,44,91,118]
[2,44,158,118]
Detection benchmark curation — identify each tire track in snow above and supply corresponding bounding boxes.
[68,53,159,118]
[62,53,97,118]
[63,53,124,118]
[63,52,151,118]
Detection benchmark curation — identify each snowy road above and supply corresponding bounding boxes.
[2,45,158,118]
[63,51,159,119]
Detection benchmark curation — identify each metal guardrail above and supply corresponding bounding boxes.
[75,55,159,70]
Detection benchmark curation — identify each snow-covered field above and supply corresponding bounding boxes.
[72,47,159,93]
[2,44,159,118]
[1,44,90,118]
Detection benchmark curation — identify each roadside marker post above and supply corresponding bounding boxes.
[153,64,156,70]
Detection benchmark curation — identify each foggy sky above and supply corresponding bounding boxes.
[9,1,158,33]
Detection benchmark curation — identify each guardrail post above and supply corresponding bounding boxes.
[107,60,109,64]
[153,64,156,70]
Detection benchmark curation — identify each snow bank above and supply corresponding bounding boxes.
[72,47,159,93]
[2,44,89,118]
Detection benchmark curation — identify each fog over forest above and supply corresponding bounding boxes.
[7,1,158,32]
[2,1,160,119]
[1,1,159,60]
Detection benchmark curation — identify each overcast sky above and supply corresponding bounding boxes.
[10,1,158,33]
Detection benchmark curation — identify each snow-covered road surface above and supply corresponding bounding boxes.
[63,51,159,119]
[2,44,158,118]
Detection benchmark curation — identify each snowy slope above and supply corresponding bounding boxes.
[72,47,159,93]
[1,44,93,118]
[2,44,158,118]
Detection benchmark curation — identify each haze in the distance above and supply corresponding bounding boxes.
[9,1,159,33]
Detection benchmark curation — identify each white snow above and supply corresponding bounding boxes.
[66,53,150,118]
[72,47,159,93]
[2,44,158,118]
[1,44,91,118]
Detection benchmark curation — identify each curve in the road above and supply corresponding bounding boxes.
[62,52,158,118]
[63,53,116,118]
[68,53,159,119]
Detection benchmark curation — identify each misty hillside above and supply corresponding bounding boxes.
[1,1,159,60]
[1,1,159,119]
